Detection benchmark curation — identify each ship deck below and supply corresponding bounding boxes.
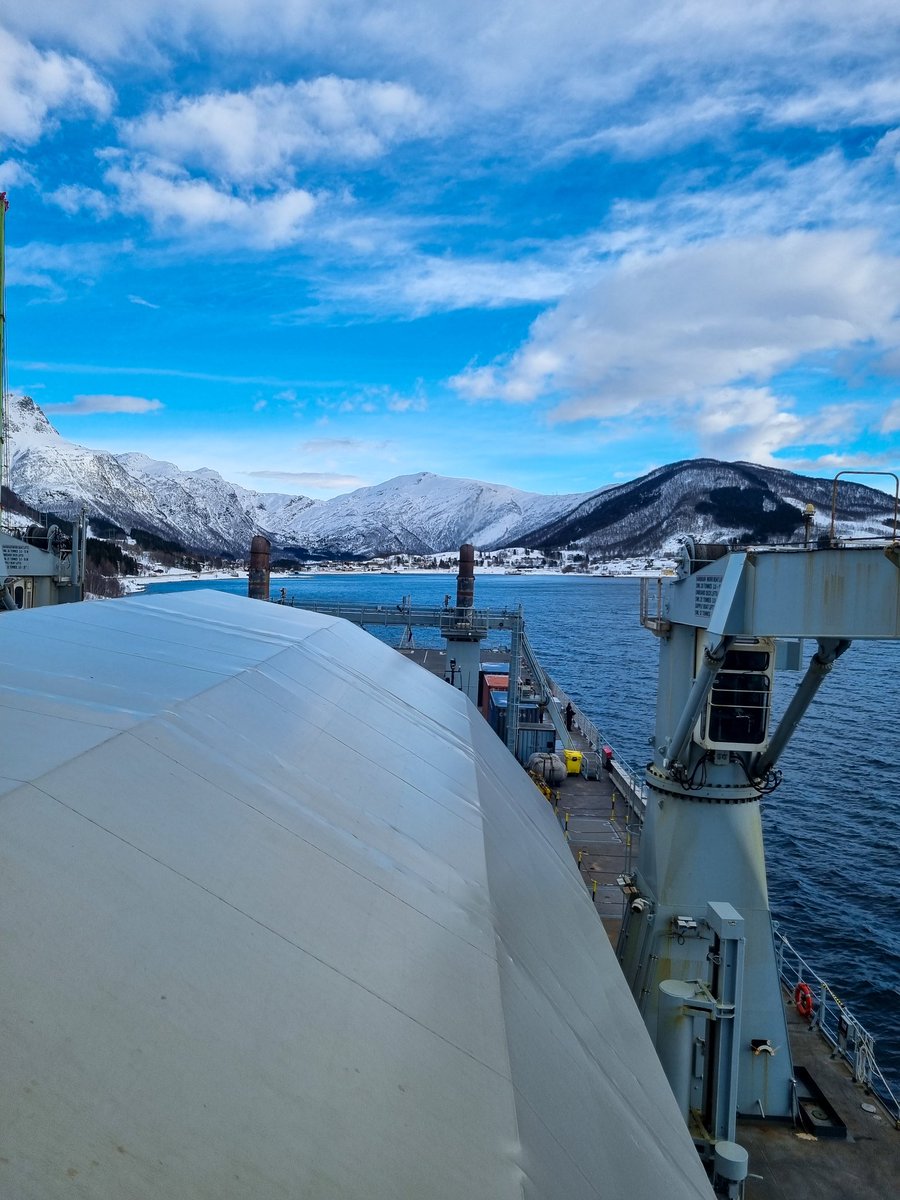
[738,1005,900,1198]
[556,754,900,1199]
[403,643,900,1199]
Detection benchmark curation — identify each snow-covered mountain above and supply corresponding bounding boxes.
[522,459,896,555]
[115,451,320,553]
[8,396,189,544]
[4,395,584,556]
[6,394,895,558]
[283,472,588,557]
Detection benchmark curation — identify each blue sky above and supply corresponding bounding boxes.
[2,2,900,498]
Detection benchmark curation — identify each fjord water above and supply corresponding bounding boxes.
[148,572,900,1086]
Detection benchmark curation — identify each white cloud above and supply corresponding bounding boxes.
[881,400,900,433]
[5,239,126,297]
[606,146,900,259]
[7,3,900,156]
[120,77,432,185]
[0,3,322,62]
[684,390,869,465]
[14,358,324,388]
[323,252,576,316]
[0,27,112,148]
[0,158,36,189]
[773,77,900,130]
[289,138,900,322]
[451,230,900,422]
[387,396,427,413]
[103,159,316,248]
[47,183,113,217]
[247,470,366,489]
[44,394,163,414]
[296,437,389,455]
[127,293,159,309]
[9,4,900,289]
[308,383,429,415]
[871,128,900,177]
[253,398,267,411]
[556,92,750,161]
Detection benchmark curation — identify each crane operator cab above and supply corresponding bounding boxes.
[694,637,775,751]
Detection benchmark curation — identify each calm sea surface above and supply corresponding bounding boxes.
[146,572,900,1086]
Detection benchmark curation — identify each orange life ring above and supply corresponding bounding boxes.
[794,982,814,1018]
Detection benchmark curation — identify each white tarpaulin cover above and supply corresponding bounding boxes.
[0,591,713,1199]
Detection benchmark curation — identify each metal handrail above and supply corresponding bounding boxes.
[535,658,647,816]
[639,575,671,634]
[829,470,900,544]
[520,629,569,747]
[774,929,900,1126]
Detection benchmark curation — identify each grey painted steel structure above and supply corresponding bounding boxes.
[0,591,714,1199]
[619,542,900,1138]
[293,599,519,639]
[294,598,536,754]
[0,524,84,608]
[294,598,574,757]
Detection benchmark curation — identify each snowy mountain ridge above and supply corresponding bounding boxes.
[5,395,586,556]
[5,394,895,558]
[521,458,896,555]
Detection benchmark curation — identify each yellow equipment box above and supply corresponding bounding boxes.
[563,749,583,776]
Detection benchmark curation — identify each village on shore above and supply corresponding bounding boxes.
[125,546,678,594]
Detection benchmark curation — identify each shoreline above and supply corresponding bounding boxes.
[126,563,672,594]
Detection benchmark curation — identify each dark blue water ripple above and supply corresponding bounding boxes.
[147,573,899,1086]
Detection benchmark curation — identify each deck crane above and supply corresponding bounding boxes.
[618,511,900,1175]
